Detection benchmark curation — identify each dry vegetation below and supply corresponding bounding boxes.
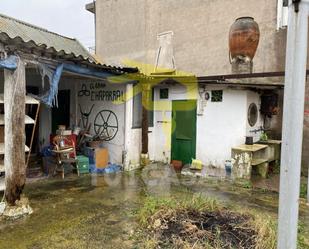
[135,195,277,249]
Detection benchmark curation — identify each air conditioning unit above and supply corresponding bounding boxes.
[277,0,288,29]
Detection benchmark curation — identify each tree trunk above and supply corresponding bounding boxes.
[4,57,26,205]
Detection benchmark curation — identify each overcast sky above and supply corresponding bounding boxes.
[0,0,95,49]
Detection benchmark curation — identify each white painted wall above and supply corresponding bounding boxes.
[123,84,142,170]
[147,84,263,168]
[196,87,248,167]
[123,84,156,170]
[77,81,126,165]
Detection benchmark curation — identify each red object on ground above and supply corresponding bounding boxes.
[171,160,183,171]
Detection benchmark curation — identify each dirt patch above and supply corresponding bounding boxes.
[148,208,258,249]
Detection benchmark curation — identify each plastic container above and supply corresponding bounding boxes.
[171,160,183,171]
[77,155,90,174]
[190,159,203,170]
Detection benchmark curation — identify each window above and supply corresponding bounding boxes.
[160,88,169,99]
[211,90,223,102]
[248,103,258,127]
[132,85,154,128]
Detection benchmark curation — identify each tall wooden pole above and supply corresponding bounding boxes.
[141,105,149,154]
[141,82,151,155]
[277,1,309,248]
[4,57,26,205]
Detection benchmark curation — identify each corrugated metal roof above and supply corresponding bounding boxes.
[0,13,94,62]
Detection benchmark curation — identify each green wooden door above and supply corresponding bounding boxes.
[171,100,197,165]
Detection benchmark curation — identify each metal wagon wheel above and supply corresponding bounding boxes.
[94,110,118,141]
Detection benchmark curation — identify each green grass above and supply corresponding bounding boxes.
[137,195,219,227]
[298,223,309,249]
[300,181,308,199]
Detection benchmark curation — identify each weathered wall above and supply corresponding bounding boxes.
[76,80,126,165]
[95,0,289,76]
[196,87,247,167]
[145,84,269,168]
[94,0,309,172]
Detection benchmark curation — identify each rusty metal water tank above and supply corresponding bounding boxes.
[229,17,260,63]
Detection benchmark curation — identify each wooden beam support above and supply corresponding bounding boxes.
[141,83,151,155]
[141,105,148,154]
[4,57,26,205]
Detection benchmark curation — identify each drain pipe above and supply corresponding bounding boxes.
[277,1,309,249]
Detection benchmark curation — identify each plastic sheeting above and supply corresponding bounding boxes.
[37,64,63,107]
[0,55,18,71]
[0,55,63,107]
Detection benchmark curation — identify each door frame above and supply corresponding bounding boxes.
[51,89,71,132]
[171,99,197,164]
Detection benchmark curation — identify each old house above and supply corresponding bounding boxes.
[0,13,137,201]
[85,0,305,175]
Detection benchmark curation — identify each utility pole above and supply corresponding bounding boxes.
[277,1,309,249]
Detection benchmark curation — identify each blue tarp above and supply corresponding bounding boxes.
[90,163,122,174]
[37,63,64,107]
[0,55,18,71]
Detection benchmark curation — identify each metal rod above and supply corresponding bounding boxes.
[277,1,309,249]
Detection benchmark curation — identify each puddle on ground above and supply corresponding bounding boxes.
[0,163,308,249]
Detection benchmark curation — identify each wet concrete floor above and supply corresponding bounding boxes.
[0,163,308,249]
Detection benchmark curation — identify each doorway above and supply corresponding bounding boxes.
[52,90,70,132]
[171,100,197,165]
